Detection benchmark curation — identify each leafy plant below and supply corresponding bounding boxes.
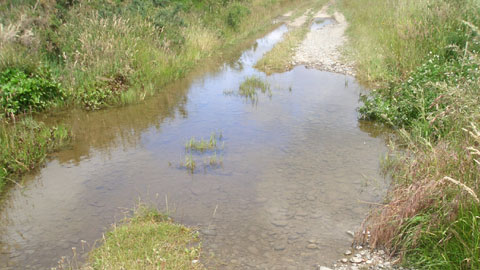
[0,68,64,116]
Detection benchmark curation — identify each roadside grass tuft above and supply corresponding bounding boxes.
[255,25,310,74]
[87,205,204,270]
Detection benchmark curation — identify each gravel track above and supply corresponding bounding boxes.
[293,7,355,76]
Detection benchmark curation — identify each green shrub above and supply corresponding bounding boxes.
[359,54,480,138]
[226,3,251,30]
[0,68,64,116]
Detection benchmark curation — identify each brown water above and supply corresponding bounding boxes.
[0,24,388,270]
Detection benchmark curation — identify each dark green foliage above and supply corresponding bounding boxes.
[227,3,251,30]
[0,68,64,116]
[359,54,480,138]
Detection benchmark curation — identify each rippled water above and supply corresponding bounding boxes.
[0,24,387,270]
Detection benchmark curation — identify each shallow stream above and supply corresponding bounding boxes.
[0,23,387,270]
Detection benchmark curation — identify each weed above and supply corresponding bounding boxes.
[0,117,70,192]
[207,152,223,167]
[237,76,271,103]
[183,154,196,173]
[185,132,221,152]
[87,204,204,270]
[0,67,64,117]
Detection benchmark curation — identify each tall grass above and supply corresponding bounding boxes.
[0,118,70,191]
[339,0,480,268]
[339,0,480,84]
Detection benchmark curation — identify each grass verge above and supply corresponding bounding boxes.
[339,0,480,268]
[86,205,204,270]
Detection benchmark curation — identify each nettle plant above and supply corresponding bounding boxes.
[0,68,64,117]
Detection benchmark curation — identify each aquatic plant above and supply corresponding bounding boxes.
[237,76,271,103]
[185,132,222,153]
[183,154,196,173]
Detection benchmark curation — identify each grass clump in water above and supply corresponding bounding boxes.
[183,154,196,173]
[88,205,204,270]
[185,132,222,153]
[340,0,480,268]
[0,118,70,192]
[207,152,223,168]
[237,76,271,103]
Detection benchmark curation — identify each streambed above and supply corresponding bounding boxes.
[0,24,387,270]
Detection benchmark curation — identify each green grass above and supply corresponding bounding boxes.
[339,0,480,268]
[185,132,221,153]
[238,76,271,103]
[255,24,310,74]
[87,205,204,270]
[0,117,70,192]
[183,154,197,173]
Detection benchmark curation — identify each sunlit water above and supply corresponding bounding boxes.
[0,24,387,270]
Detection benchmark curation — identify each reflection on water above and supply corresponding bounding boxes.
[0,24,387,270]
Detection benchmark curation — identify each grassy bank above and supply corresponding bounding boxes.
[0,0,312,193]
[84,206,203,270]
[339,0,480,269]
[0,0,306,111]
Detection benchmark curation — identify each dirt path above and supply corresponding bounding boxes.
[293,6,355,76]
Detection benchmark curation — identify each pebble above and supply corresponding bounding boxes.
[271,219,288,227]
[344,250,352,255]
[350,257,363,264]
[306,244,318,249]
[273,242,286,251]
